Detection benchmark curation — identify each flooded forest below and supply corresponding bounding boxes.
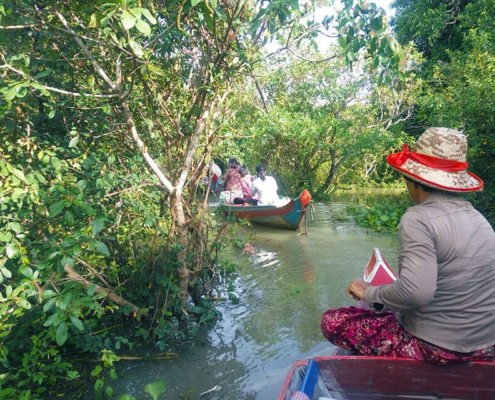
[0,0,494,399]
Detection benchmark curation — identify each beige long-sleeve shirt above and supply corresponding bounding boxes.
[365,192,495,352]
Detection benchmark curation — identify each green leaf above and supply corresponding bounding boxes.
[48,109,56,119]
[265,0,280,13]
[370,16,383,33]
[56,322,68,346]
[89,13,99,28]
[0,231,12,242]
[135,18,151,36]
[57,293,72,311]
[10,222,21,233]
[139,8,156,24]
[288,0,299,10]
[70,315,84,331]
[1,267,12,278]
[87,284,96,296]
[144,379,167,400]
[119,395,136,400]
[43,298,56,312]
[51,156,62,170]
[19,265,34,279]
[128,39,144,57]
[73,244,82,256]
[121,10,136,30]
[148,64,164,76]
[91,366,103,377]
[6,243,20,259]
[65,210,74,227]
[105,386,114,398]
[12,168,26,182]
[96,241,110,257]
[16,298,31,309]
[69,136,79,148]
[5,86,18,101]
[44,312,62,327]
[337,36,346,48]
[92,218,105,235]
[49,200,67,217]
[191,0,201,7]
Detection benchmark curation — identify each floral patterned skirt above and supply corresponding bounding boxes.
[321,306,495,365]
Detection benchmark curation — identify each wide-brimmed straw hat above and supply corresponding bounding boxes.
[387,127,483,192]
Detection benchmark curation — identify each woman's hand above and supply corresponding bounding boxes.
[345,279,370,301]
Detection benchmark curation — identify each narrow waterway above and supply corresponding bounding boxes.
[111,189,404,400]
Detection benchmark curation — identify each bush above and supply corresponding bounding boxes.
[347,193,413,232]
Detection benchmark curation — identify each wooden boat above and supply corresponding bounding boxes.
[220,190,312,230]
[279,356,495,400]
[278,248,495,400]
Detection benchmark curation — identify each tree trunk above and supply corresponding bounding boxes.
[172,192,190,311]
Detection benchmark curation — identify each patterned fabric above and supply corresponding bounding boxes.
[240,174,257,200]
[224,166,242,192]
[289,391,310,400]
[321,306,495,365]
[387,127,483,192]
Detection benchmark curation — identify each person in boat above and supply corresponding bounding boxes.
[233,165,258,205]
[321,127,495,364]
[203,161,222,191]
[250,165,281,206]
[223,157,242,192]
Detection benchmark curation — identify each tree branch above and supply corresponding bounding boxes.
[54,9,116,90]
[121,101,175,193]
[64,264,142,315]
[0,58,121,98]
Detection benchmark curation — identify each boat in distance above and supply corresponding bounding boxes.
[220,190,312,230]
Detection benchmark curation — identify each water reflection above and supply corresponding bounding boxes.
[106,190,403,400]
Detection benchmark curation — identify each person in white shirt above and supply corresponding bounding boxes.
[250,165,280,206]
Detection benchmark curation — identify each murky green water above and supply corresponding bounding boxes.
[107,190,403,400]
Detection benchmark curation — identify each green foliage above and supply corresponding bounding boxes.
[348,193,413,232]
[144,379,167,400]
[392,0,495,225]
[218,51,417,197]
[0,0,412,397]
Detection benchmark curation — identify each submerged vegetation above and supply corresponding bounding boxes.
[0,0,494,397]
[347,193,413,232]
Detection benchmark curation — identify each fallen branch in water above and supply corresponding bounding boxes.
[71,352,179,362]
[64,264,142,315]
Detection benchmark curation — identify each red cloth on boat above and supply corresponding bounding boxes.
[321,306,495,365]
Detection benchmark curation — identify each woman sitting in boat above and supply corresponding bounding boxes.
[233,165,258,205]
[250,165,282,206]
[223,157,243,200]
[321,127,495,364]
